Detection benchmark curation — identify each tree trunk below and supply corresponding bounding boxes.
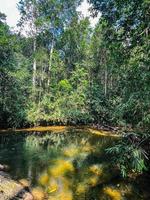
[32,37,37,90]
[110,75,113,90]
[38,65,45,104]
[47,38,54,88]
[104,67,107,96]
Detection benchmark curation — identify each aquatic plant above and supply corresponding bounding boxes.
[103,187,122,200]
[76,183,87,194]
[63,145,79,158]
[47,178,58,194]
[38,172,50,186]
[106,134,148,177]
[82,142,94,153]
[58,190,73,200]
[89,164,103,176]
[48,190,73,200]
[88,175,99,187]
[49,159,74,177]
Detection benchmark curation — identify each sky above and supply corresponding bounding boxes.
[0,0,100,28]
[0,0,20,28]
[77,0,100,26]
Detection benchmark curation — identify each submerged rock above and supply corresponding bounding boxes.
[0,164,9,172]
[0,172,33,200]
[31,187,46,200]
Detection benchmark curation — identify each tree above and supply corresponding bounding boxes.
[18,0,39,91]
[0,13,29,128]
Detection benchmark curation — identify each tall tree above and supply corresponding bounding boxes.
[18,0,39,90]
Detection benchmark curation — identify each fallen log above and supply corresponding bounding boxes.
[0,172,33,200]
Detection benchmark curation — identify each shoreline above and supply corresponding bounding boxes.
[0,125,121,137]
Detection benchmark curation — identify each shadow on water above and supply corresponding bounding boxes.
[0,128,149,200]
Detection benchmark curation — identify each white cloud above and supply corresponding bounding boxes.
[77,0,101,27]
[0,0,100,28]
[0,0,20,28]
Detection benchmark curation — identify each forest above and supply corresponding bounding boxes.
[0,0,150,199]
[0,0,149,129]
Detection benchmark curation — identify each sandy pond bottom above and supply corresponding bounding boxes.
[0,127,149,200]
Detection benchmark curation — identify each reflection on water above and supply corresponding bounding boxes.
[0,129,147,199]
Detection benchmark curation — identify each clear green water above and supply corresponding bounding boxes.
[0,129,149,200]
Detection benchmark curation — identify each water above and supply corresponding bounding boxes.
[0,128,149,200]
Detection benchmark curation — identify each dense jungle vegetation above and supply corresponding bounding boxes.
[0,0,150,177]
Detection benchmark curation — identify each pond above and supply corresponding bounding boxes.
[0,128,149,200]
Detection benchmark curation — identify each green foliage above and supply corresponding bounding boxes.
[58,79,72,92]
[1,0,149,132]
[0,14,29,128]
[0,0,149,178]
[88,83,111,124]
[87,0,150,176]
[106,134,148,177]
[26,64,92,125]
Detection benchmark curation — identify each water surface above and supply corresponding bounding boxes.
[0,128,148,200]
